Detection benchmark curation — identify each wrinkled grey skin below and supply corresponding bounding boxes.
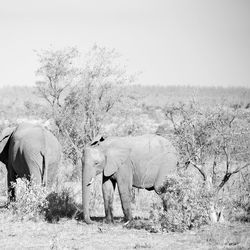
[0,122,61,201]
[82,134,178,224]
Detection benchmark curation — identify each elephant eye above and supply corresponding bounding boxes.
[94,161,99,166]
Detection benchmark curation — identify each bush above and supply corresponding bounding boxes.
[150,176,211,232]
[228,184,250,222]
[9,178,48,220]
[9,178,79,223]
[44,188,78,223]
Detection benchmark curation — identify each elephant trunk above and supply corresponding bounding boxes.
[82,159,93,224]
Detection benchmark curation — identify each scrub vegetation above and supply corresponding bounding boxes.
[0,46,249,249]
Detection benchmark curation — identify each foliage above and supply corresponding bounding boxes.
[56,157,81,183]
[9,178,48,221]
[231,197,250,223]
[164,103,250,222]
[44,188,78,223]
[149,176,211,232]
[35,47,80,109]
[165,103,250,171]
[227,171,250,222]
[62,45,133,145]
[35,45,135,165]
[23,100,49,118]
[8,178,80,223]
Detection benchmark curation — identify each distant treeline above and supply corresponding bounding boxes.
[128,84,250,107]
[0,85,250,117]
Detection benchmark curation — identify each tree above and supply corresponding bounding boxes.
[35,47,80,111]
[164,102,250,222]
[57,45,135,163]
[35,45,135,165]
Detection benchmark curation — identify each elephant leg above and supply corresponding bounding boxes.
[117,174,133,222]
[25,154,43,185]
[7,168,17,202]
[102,175,116,223]
[154,174,166,194]
[154,158,177,194]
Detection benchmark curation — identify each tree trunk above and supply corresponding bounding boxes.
[210,202,218,223]
[206,177,225,223]
[210,201,225,223]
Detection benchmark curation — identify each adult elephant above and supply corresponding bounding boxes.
[82,134,178,224]
[0,122,61,201]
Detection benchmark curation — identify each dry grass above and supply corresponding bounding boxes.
[0,208,249,249]
[0,185,249,249]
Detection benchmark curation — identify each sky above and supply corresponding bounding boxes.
[0,0,249,87]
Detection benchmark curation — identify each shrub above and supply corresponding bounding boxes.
[44,188,78,223]
[9,178,48,220]
[150,176,211,232]
[228,183,250,222]
[9,178,79,223]
[164,103,250,223]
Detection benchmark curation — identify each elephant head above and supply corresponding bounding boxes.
[82,136,130,224]
[0,127,15,165]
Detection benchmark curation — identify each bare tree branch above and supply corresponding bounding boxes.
[231,163,250,174]
[56,120,82,158]
[188,160,207,181]
[217,163,250,191]
[217,172,231,190]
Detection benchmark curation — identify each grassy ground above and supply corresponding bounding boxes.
[0,180,250,249]
[0,208,249,250]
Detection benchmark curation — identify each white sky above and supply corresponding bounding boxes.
[0,0,249,87]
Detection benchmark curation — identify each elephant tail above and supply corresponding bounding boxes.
[40,152,47,186]
[41,127,48,186]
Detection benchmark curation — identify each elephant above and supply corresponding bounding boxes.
[81,134,178,224]
[0,122,61,201]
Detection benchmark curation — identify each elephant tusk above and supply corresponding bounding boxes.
[87,178,94,186]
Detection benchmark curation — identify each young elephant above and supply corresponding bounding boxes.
[82,134,178,224]
[0,122,61,201]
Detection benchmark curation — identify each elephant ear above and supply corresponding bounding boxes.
[0,127,15,153]
[104,147,130,177]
